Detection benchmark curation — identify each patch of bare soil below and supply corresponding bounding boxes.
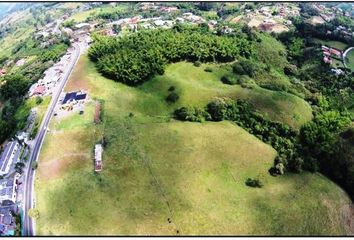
[38,153,90,181]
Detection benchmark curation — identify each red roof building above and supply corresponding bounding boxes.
[330,48,342,57]
[33,85,45,96]
[0,69,6,77]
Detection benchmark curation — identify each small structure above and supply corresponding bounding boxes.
[15,59,25,67]
[31,85,45,96]
[94,102,101,124]
[0,141,20,176]
[0,205,16,236]
[62,91,87,105]
[75,23,91,32]
[0,69,6,77]
[94,144,103,172]
[0,178,17,203]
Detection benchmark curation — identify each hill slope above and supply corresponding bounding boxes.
[35,55,353,235]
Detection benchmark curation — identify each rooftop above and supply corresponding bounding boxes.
[0,141,19,175]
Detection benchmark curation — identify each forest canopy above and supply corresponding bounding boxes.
[88,26,255,85]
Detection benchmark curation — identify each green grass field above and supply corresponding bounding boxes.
[345,49,354,71]
[314,38,348,51]
[34,55,353,235]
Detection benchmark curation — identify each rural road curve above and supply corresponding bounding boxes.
[22,42,81,236]
[343,46,354,68]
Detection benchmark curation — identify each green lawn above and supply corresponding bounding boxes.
[345,48,354,71]
[34,55,352,235]
[314,38,348,51]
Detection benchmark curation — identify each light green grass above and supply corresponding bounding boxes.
[314,38,348,51]
[345,48,354,71]
[66,9,98,22]
[34,55,353,235]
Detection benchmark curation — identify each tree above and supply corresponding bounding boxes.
[166,92,179,104]
[28,208,40,219]
[32,161,38,170]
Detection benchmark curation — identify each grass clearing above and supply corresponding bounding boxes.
[345,48,354,71]
[35,55,352,235]
[314,38,348,51]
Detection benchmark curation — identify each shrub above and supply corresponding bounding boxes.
[233,59,260,77]
[194,61,201,67]
[166,92,179,104]
[35,96,43,105]
[174,106,209,122]
[168,86,175,92]
[245,178,263,188]
[31,161,38,170]
[204,67,213,72]
[221,74,238,85]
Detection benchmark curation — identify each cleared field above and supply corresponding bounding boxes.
[345,48,354,71]
[66,9,98,22]
[34,55,354,235]
[314,38,348,51]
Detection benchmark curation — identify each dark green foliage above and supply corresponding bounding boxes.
[166,92,179,104]
[245,178,263,188]
[174,106,210,122]
[62,19,75,28]
[15,162,25,174]
[89,28,255,85]
[193,61,201,67]
[220,73,238,85]
[35,96,43,105]
[204,67,213,72]
[0,74,30,100]
[232,59,260,77]
[168,86,175,92]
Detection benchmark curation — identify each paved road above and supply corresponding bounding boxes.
[22,43,81,236]
[343,47,354,68]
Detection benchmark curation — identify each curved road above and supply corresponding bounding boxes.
[23,43,81,236]
[343,46,354,68]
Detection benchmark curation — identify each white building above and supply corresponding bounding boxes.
[94,144,102,172]
[0,178,17,203]
[0,141,20,176]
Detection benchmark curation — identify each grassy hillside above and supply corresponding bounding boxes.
[34,55,353,235]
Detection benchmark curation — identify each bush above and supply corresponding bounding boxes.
[194,61,201,67]
[35,96,43,105]
[204,67,213,72]
[168,86,175,92]
[166,92,179,104]
[233,59,260,77]
[245,178,263,188]
[174,106,209,122]
[221,74,238,85]
[31,161,38,170]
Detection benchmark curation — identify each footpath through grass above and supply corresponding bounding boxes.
[34,55,353,235]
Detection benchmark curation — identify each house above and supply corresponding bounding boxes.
[15,59,25,67]
[94,144,103,172]
[0,205,16,236]
[160,6,178,13]
[62,27,73,38]
[31,85,45,96]
[331,68,345,75]
[0,69,6,77]
[154,19,165,27]
[74,23,91,32]
[0,178,17,203]
[329,48,342,58]
[323,56,332,64]
[0,141,20,176]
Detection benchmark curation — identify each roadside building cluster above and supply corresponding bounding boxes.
[0,141,22,236]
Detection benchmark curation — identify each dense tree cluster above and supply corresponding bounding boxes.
[175,97,299,171]
[89,27,254,85]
